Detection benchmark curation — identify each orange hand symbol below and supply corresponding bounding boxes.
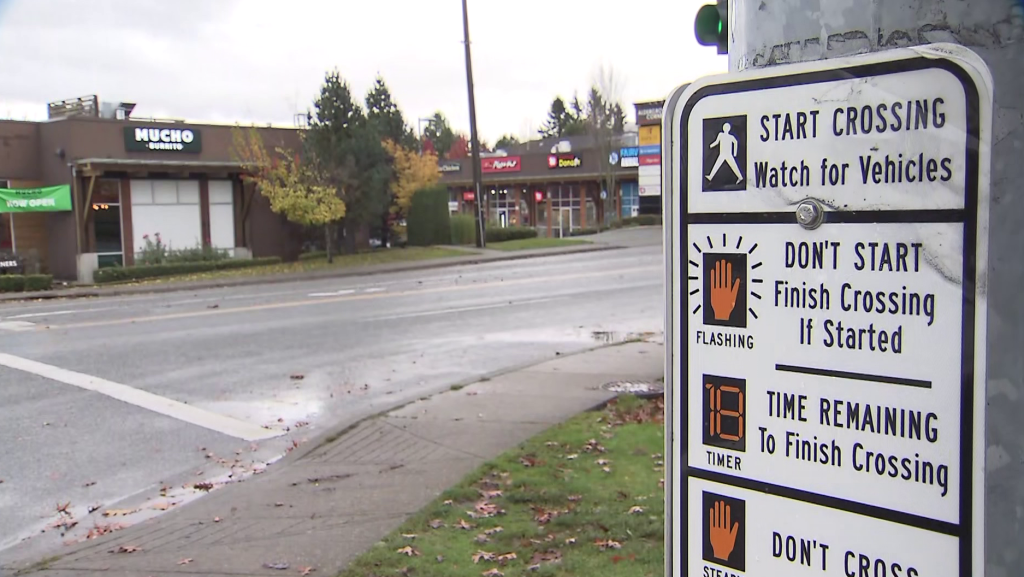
[709,259,741,321]
[709,500,740,561]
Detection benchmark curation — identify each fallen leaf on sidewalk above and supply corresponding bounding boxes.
[213,517,222,522]
[55,501,71,515]
[87,504,102,514]
[194,482,214,492]
[396,545,420,556]
[151,501,177,511]
[263,561,290,570]
[298,567,315,575]
[83,481,96,488]
[102,508,138,517]
[177,558,193,565]
[207,304,219,309]
[110,545,141,554]
[290,374,305,380]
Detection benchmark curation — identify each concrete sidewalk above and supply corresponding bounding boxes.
[3,340,664,577]
[0,243,622,303]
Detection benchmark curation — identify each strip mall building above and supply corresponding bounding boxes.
[0,96,302,281]
[438,100,666,236]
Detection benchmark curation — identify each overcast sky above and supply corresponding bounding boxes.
[0,0,727,143]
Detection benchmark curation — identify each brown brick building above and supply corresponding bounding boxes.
[0,96,303,281]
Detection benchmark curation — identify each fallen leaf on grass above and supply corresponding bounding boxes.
[401,533,417,539]
[565,454,578,460]
[658,478,665,488]
[565,537,577,544]
[602,466,612,473]
[595,539,622,551]
[475,534,490,544]
[473,550,496,564]
[481,569,504,577]
[457,518,475,530]
[628,506,645,514]
[110,545,141,554]
[428,519,445,529]
[396,545,420,556]
[596,459,611,466]
[443,499,454,506]
[102,508,138,517]
[567,494,583,502]
[496,552,517,564]
[263,561,290,570]
[651,453,663,459]
[484,526,503,535]
[177,558,193,565]
[545,441,559,447]
[436,555,444,563]
[529,549,563,565]
[518,456,537,467]
[479,489,502,499]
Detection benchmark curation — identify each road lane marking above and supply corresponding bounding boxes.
[0,352,283,442]
[308,289,356,297]
[364,287,387,293]
[3,308,118,320]
[48,265,660,330]
[0,321,37,331]
[370,297,561,321]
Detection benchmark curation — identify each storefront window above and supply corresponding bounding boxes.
[487,187,518,228]
[91,179,123,268]
[0,213,12,252]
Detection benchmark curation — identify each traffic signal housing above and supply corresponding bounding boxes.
[695,0,728,55]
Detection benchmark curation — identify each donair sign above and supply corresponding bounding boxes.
[124,126,203,153]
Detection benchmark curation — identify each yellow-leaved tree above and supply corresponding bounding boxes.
[382,138,441,215]
[231,126,347,262]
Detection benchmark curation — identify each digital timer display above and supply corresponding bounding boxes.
[702,374,746,452]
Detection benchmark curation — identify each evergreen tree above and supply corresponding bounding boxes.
[423,112,455,159]
[365,75,417,150]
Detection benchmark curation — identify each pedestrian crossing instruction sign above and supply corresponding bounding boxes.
[661,44,993,577]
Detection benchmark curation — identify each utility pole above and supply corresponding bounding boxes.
[461,0,486,248]
[722,1,1022,574]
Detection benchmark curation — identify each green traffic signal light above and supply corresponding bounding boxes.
[694,1,728,55]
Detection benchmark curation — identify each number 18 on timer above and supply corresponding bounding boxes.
[703,375,747,453]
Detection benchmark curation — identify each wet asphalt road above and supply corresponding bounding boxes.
[0,231,663,557]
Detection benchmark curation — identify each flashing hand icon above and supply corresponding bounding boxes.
[709,259,741,321]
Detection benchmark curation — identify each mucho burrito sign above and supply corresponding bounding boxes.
[124,126,203,152]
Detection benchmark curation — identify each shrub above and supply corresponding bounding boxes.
[450,214,476,245]
[94,257,282,284]
[138,233,230,265]
[486,226,537,243]
[0,275,25,292]
[24,274,53,292]
[299,251,327,261]
[570,227,599,236]
[407,185,451,246]
[613,215,663,228]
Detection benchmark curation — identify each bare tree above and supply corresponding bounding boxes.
[590,64,627,225]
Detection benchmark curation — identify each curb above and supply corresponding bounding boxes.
[283,336,652,465]
[0,245,624,304]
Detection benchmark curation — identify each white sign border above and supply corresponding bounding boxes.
[662,43,992,577]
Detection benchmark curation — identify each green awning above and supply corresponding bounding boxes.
[0,185,72,213]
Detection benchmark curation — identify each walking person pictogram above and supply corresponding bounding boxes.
[701,115,747,192]
[706,123,744,184]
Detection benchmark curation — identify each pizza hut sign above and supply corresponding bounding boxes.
[481,156,521,173]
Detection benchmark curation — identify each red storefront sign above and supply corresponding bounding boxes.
[462,191,476,201]
[639,154,661,166]
[481,156,521,173]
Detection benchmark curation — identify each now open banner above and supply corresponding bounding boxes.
[0,185,72,213]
